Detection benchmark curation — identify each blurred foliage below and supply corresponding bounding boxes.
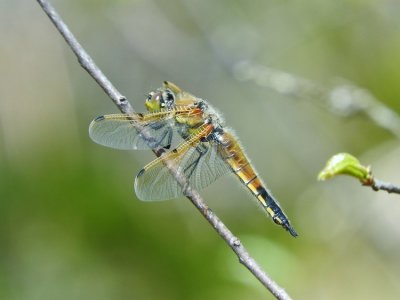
[1,0,400,299]
[318,153,371,182]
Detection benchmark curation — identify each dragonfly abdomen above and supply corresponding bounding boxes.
[220,132,298,237]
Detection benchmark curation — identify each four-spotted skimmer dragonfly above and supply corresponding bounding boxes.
[89,81,297,236]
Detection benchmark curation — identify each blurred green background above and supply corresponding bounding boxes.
[1,0,400,299]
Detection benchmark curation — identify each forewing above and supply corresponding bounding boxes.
[89,114,182,150]
[134,140,231,201]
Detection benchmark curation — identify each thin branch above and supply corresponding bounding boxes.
[370,178,400,194]
[36,1,293,299]
[36,0,132,114]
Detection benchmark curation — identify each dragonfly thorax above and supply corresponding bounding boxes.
[201,100,225,127]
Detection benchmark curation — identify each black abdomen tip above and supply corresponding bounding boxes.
[288,226,298,237]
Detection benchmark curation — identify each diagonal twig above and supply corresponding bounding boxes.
[369,179,400,194]
[36,1,293,299]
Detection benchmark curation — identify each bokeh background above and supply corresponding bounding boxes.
[1,0,400,299]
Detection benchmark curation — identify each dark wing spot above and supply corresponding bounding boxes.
[94,115,105,122]
[137,168,145,178]
[155,148,166,157]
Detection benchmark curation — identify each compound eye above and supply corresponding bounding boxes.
[158,89,175,109]
[156,94,165,107]
[165,90,175,102]
[146,93,153,101]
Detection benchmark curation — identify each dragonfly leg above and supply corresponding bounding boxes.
[141,125,173,149]
[183,144,208,182]
[163,126,173,149]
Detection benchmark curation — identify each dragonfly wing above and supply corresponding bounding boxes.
[89,114,182,150]
[135,140,231,201]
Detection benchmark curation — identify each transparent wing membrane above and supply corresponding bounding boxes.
[88,82,298,236]
[134,141,231,201]
[89,114,183,150]
[90,112,232,201]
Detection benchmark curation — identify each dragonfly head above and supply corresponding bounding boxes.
[145,89,175,112]
[145,81,184,112]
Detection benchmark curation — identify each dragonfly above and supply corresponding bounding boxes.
[89,81,297,237]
